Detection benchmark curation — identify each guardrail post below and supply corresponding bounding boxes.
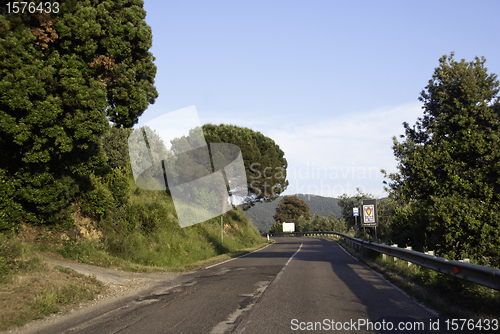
[391,244,398,261]
[406,246,412,266]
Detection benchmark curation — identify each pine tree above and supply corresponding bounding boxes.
[0,0,157,228]
[202,124,289,209]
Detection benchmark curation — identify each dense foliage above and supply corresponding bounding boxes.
[245,194,342,232]
[0,0,157,228]
[267,194,346,234]
[202,124,288,209]
[295,213,347,233]
[384,53,500,266]
[273,195,311,225]
[337,188,371,231]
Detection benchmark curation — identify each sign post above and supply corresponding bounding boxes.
[360,199,378,242]
[352,207,359,238]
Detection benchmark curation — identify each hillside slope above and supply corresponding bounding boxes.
[244,194,341,232]
[20,174,266,271]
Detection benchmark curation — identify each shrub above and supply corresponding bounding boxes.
[79,172,115,220]
[103,167,130,206]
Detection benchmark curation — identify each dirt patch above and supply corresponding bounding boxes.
[16,205,103,247]
[16,224,45,244]
[69,206,102,242]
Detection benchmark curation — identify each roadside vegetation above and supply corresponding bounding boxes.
[279,54,500,270]
[0,122,268,330]
[0,234,103,331]
[1,1,277,331]
[35,177,265,270]
[269,195,348,234]
[334,236,500,331]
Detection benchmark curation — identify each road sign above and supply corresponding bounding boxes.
[353,208,359,216]
[283,222,295,233]
[361,199,378,227]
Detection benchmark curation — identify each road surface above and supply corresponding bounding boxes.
[11,237,466,334]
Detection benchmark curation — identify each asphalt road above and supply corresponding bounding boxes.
[11,237,468,334]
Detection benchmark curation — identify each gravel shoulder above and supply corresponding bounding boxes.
[42,253,181,297]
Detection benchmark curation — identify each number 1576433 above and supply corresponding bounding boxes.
[6,2,59,14]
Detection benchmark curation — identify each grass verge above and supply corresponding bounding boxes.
[327,235,500,331]
[1,233,270,332]
[4,175,269,330]
[28,185,268,273]
[0,234,104,331]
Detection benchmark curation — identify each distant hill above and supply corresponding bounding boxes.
[244,194,342,233]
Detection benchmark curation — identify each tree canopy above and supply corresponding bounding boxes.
[0,0,157,228]
[273,195,311,225]
[384,53,500,265]
[202,124,288,209]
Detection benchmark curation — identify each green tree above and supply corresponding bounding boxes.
[384,53,500,265]
[375,197,398,243]
[268,220,283,233]
[337,188,373,231]
[308,214,331,232]
[273,195,311,225]
[0,0,157,228]
[202,124,289,209]
[332,217,347,234]
[295,215,311,232]
[100,127,133,170]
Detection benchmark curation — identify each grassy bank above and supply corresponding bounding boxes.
[0,232,268,331]
[2,174,267,330]
[0,234,103,331]
[332,236,500,329]
[24,174,267,271]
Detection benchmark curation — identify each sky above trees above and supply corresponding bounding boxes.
[136,0,500,198]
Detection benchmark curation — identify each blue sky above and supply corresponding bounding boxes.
[137,0,500,198]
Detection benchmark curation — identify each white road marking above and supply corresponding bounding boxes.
[211,241,304,334]
[204,243,273,269]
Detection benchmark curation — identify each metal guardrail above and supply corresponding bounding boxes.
[267,231,500,291]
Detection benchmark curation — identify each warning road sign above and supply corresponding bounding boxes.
[361,199,378,227]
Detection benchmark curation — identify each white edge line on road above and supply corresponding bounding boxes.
[286,242,303,266]
[231,241,304,334]
[269,241,303,285]
[204,242,274,269]
[333,239,440,318]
